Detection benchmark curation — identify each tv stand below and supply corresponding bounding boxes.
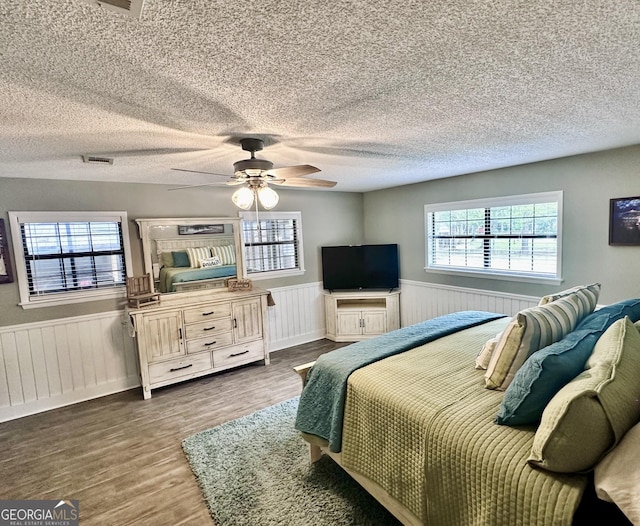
[324,290,400,342]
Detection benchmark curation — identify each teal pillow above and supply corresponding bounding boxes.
[496,298,640,426]
[171,251,190,267]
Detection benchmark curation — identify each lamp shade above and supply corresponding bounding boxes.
[232,186,255,210]
[257,186,279,210]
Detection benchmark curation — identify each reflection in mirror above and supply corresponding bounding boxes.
[135,218,244,294]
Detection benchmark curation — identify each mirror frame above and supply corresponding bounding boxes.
[135,217,245,294]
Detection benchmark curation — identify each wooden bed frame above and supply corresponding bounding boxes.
[293,361,422,526]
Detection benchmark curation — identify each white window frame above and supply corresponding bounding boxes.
[424,191,563,285]
[8,211,133,309]
[239,211,305,280]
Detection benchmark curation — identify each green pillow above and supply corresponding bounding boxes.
[528,317,640,473]
[160,251,174,268]
[171,251,190,267]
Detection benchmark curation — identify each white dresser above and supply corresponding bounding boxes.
[129,287,270,399]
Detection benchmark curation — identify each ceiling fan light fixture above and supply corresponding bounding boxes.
[232,186,255,210]
[257,186,279,210]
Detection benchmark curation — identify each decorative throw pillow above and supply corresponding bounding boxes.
[528,317,640,473]
[171,251,190,267]
[475,334,500,370]
[484,293,594,390]
[185,247,211,268]
[211,244,236,266]
[595,421,640,525]
[160,251,174,268]
[538,282,601,307]
[200,255,222,268]
[496,298,640,426]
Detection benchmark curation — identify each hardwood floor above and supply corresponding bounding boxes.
[0,339,347,526]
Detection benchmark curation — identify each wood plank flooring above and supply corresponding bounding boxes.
[0,339,346,526]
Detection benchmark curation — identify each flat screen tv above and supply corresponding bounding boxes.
[321,244,399,291]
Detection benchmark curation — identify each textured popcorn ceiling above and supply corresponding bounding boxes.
[0,0,638,192]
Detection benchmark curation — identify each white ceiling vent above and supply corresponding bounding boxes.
[77,0,145,19]
[82,155,114,165]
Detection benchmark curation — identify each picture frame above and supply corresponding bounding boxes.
[609,196,640,246]
[178,224,224,235]
[0,218,14,284]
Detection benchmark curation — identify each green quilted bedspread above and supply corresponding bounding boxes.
[341,317,588,526]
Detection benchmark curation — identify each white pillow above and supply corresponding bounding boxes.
[594,422,640,524]
[200,256,222,268]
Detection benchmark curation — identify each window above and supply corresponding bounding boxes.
[239,211,304,279]
[425,191,562,283]
[8,211,132,308]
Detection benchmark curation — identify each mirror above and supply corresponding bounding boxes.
[135,217,244,294]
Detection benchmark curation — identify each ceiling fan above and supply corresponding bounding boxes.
[169,137,337,210]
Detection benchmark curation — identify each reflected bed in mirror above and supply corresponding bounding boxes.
[135,218,244,294]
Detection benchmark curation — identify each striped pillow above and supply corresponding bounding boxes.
[186,246,211,268]
[211,245,236,266]
[538,283,600,308]
[485,293,594,390]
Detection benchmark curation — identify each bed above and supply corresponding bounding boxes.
[295,287,640,526]
[155,237,237,293]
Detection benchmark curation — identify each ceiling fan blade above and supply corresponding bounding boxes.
[266,164,320,178]
[167,182,229,191]
[171,168,231,177]
[225,179,246,186]
[278,177,337,188]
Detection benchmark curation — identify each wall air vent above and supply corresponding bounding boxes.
[77,0,145,19]
[82,155,114,165]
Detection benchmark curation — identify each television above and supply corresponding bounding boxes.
[321,244,399,291]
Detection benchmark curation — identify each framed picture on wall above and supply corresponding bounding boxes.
[178,224,225,235]
[0,218,14,284]
[609,196,640,246]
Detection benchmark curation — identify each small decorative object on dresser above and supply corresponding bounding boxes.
[126,274,161,308]
[228,278,253,292]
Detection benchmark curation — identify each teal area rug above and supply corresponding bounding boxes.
[182,397,401,526]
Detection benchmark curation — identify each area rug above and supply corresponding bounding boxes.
[182,397,401,526]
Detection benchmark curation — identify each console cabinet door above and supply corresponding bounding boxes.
[142,311,184,362]
[337,311,365,340]
[232,297,263,343]
[362,311,387,336]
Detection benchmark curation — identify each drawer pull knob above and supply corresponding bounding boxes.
[229,349,250,357]
[169,364,193,372]
[204,341,217,346]
[203,326,216,331]
[202,311,215,316]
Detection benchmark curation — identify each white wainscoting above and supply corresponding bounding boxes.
[399,279,539,326]
[266,282,326,352]
[0,280,539,422]
[0,312,139,422]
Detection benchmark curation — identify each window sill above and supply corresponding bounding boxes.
[424,266,563,286]
[20,288,127,309]
[246,269,305,281]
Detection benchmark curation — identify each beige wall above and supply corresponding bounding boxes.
[363,145,640,304]
[0,178,363,327]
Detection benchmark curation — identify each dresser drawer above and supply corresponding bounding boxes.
[184,317,233,340]
[212,340,264,369]
[148,353,212,384]
[183,304,232,324]
[186,331,234,354]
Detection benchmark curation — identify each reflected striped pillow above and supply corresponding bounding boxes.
[211,245,236,266]
[186,246,211,268]
[485,293,593,390]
